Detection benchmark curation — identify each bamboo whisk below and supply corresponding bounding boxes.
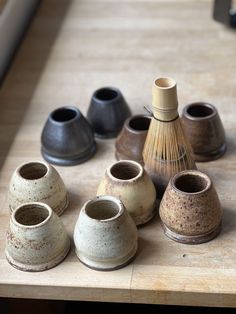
[143,77,196,197]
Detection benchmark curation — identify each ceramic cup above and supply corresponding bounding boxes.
[115,114,151,165]
[5,202,70,272]
[97,160,157,226]
[159,170,222,244]
[41,106,96,166]
[8,160,68,216]
[74,195,138,271]
[87,87,132,138]
[181,102,226,162]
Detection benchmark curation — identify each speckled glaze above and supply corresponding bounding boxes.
[159,170,222,244]
[5,202,70,272]
[97,160,157,226]
[74,196,138,271]
[182,102,226,162]
[8,161,68,216]
[115,115,151,165]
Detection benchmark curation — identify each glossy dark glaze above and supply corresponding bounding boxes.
[41,106,96,166]
[115,115,151,164]
[181,102,226,162]
[87,87,131,139]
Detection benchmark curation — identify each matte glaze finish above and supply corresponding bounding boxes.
[5,202,70,272]
[8,161,68,216]
[97,160,157,226]
[159,170,222,244]
[87,87,131,138]
[182,102,226,161]
[115,115,151,164]
[74,196,138,270]
[41,106,96,166]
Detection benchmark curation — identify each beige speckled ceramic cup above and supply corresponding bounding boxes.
[5,202,70,272]
[159,170,222,244]
[74,195,138,271]
[8,161,69,216]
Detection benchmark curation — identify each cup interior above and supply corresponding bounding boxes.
[95,88,118,101]
[174,173,208,193]
[19,162,48,180]
[154,77,176,88]
[86,199,120,220]
[129,116,150,131]
[110,161,141,180]
[186,104,214,118]
[14,204,50,226]
[51,107,77,122]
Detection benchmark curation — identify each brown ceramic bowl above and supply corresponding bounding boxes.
[181,102,226,162]
[115,115,151,165]
[159,170,222,244]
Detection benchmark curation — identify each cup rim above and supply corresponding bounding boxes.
[183,102,217,121]
[83,195,124,222]
[171,170,212,195]
[125,114,151,134]
[93,86,120,103]
[49,106,80,125]
[16,160,50,181]
[12,202,52,229]
[107,160,143,182]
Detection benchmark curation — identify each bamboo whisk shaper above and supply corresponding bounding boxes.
[143,77,196,197]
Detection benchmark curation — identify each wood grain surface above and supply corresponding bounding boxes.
[0,0,236,307]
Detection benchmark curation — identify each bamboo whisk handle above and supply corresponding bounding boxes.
[152,77,179,122]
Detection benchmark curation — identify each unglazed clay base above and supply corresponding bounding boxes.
[193,143,227,162]
[161,222,222,245]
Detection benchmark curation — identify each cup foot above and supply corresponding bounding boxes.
[75,243,137,271]
[193,143,227,162]
[41,142,97,166]
[95,130,120,139]
[161,222,221,244]
[5,239,70,272]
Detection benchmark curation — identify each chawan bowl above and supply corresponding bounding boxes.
[87,87,131,138]
[115,114,151,165]
[41,106,96,166]
[160,170,222,244]
[5,202,70,272]
[97,160,157,226]
[181,102,226,161]
[74,195,138,271]
[8,161,68,216]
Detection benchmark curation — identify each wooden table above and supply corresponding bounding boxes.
[0,0,236,308]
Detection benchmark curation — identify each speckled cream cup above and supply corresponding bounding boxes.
[8,161,69,216]
[74,195,138,271]
[5,202,70,272]
[159,170,222,244]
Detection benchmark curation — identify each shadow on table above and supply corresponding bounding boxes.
[0,0,72,170]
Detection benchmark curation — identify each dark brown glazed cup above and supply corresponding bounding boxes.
[181,102,226,162]
[115,115,151,165]
[160,170,222,244]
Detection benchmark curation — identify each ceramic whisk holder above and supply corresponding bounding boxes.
[160,170,222,244]
[74,195,138,271]
[8,161,68,216]
[87,87,132,138]
[181,102,226,161]
[115,114,151,164]
[41,106,96,166]
[5,202,70,272]
[97,160,157,226]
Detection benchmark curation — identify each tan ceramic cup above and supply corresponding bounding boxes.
[97,160,157,226]
[8,161,69,216]
[160,170,222,244]
[74,195,138,271]
[5,202,70,272]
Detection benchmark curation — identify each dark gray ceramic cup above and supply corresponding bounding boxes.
[41,106,96,166]
[87,87,132,139]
